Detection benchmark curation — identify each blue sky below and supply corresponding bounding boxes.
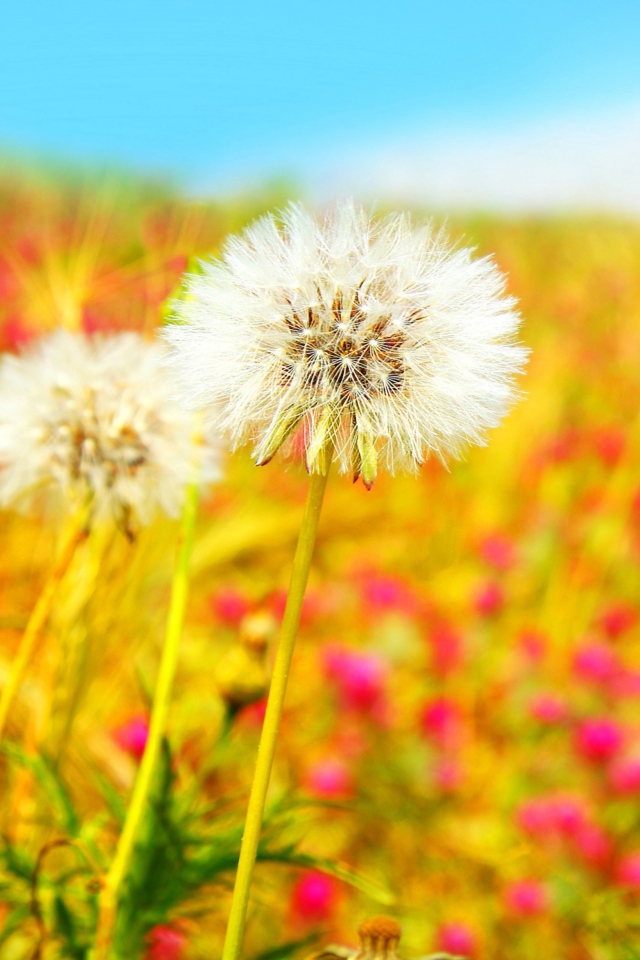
[1,1,639,203]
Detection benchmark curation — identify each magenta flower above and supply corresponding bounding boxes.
[551,795,589,835]
[306,758,353,798]
[419,696,463,749]
[610,756,640,795]
[615,852,640,888]
[573,824,612,866]
[517,794,588,838]
[360,572,416,615]
[436,921,477,956]
[573,641,621,685]
[210,587,251,626]
[290,871,339,924]
[574,717,624,763]
[322,644,387,713]
[112,715,149,762]
[504,879,549,917]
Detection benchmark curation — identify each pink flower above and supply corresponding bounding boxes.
[361,573,416,614]
[306,758,353,798]
[528,692,568,725]
[573,824,612,866]
[145,925,186,960]
[504,880,549,917]
[290,871,339,924]
[516,795,587,838]
[210,587,250,626]
[573,641,620,685]
[599,603,637,640]
[552,796,588,835]
[111,715,149,762]
[436,922,477,956]
[615,852,640,888]
[517,798,554,836]
[419,696,463,749]
[574,718,624,763]
[474,580,504,617]
[610,757,640,795]
[322,644,387,713]
[480,533,516,571]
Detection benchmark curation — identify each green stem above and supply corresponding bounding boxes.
[221,465,331,960]
[91,481,200,960]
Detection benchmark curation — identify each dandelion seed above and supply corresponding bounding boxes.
[0,330,221,531]
[165,201,527,487]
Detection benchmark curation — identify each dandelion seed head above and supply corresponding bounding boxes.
[0,330,221,527]
[165,201,528,485]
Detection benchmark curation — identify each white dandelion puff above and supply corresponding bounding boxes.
[164,201,528,488]
[0,330,221,528]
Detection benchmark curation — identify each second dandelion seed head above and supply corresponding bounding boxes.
[0,330,221,532]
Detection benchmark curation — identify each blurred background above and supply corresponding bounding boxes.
[1,0,640,212]
[1,3,640,960]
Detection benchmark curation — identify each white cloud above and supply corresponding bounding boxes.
[308,103,640,215]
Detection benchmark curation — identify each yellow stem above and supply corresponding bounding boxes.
[221,464,331,960]
[91,481,199,960]
[0,503,91,740]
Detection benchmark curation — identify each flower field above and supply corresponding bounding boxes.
[1,170,640,959]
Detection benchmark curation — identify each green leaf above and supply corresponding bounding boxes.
[0,743,79,835]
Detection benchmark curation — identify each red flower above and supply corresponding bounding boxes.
[145,926,186,960]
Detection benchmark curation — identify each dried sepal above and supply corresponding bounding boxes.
[256,403,311,466]
[306,402,341,475]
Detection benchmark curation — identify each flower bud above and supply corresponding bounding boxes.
[214,612,275,709]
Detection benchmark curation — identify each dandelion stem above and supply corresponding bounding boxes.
[91,480,200,960]
[221,462,331,960]
[0,502,91,740]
